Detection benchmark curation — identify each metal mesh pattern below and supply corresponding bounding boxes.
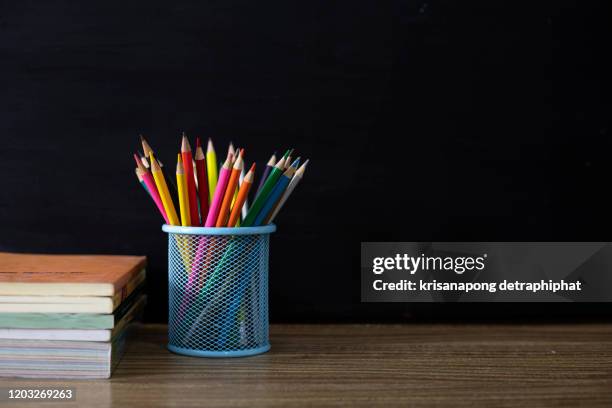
[167,231,270,356]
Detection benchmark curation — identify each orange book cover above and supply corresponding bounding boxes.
[0,252,146,296]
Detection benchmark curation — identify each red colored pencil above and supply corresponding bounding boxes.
[181,133,200,226]
[194,137,209,224]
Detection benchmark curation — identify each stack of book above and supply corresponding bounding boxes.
[0,252,146,379]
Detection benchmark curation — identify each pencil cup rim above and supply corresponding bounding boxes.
[161,224,276,236]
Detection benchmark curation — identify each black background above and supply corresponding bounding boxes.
[1,1,611,322]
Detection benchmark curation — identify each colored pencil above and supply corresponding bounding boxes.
[134,154,169,223]
[133,154,149,187]
[229,148,242,224]
[135,168,148,194]
[206,138,218,204]
[284,155,292,170]
[270,149,290,176]
[204,152,233,227]
[176,154,191,227]
[141,136,165,170]
[253,158,299,226]
[150,153,179,226]
[140,134,177,193]
[228,163,255,227]
[140,135,154,158]
[133,137,307,228]
[238,164,249,221]
[266,159,308,224]
[192,159,198,189]
[255,152,276,198]
[283,149,294,169]
[216,150,243,227]
[242,155,287,226]
[181,134,199,226]
[194,137,209,224]
[138,151,150,169]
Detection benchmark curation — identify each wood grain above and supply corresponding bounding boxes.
[1,323,611,407]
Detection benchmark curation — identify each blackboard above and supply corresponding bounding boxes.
[1,1,611,322]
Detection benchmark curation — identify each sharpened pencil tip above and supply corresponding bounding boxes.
[181,134,191,152]
[233,152,244,169]
[176,153,184,173]
[296,159,309,175]
[133,153,142,167]
[149,152,160,171]
[267,153,277,166]
[222,152,233,168]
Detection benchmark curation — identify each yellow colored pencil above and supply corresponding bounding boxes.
[176,154,191,227]
[140,134,177,194]
[206,138,218,203]
[150,153,179,226]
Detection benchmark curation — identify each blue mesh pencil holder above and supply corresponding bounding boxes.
[162,224,276,357]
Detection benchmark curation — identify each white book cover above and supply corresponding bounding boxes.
[0,300,114,314]
[0,295,112,305]
[0,328,111,341]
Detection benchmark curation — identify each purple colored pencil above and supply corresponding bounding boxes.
[254,152,276,199]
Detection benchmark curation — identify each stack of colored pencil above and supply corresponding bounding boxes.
[133,134,308,227]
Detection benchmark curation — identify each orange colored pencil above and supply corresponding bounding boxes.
[216,149,244,227]
[181,133,199,226]
[227,163,256,227]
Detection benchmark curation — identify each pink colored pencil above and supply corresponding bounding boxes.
[179,152,233,319]
[134,154,170,223]
[185,151,232,299]
[204,152,233,227]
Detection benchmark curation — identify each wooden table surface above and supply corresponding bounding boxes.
[1,323,611,407]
